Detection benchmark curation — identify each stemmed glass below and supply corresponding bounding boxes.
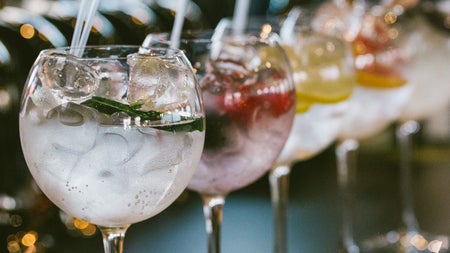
[213,3,359,251]
[197,27,296,253]
[145,26,296,253]
[334,2,417,252]
[268,5,357,253]
[370,2,450,252]
[18,45,206,253]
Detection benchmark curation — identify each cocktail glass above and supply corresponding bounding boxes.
[356,2,450,252]
[144,26,296,253]
[19,45,206,253]
[270,5,358,252]
[334,2,418,252]
[212,3,359,250]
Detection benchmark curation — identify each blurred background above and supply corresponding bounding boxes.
[1,0,449,252]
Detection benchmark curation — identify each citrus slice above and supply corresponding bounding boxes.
[293,74,354,115]
[282,41,355,114]
[295,94,314,113]
[356,64,407,88]
[298,75,354,101]
[296,104,311,113]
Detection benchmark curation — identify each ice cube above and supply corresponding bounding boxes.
[92,61,128,100]
[144,139,183,175]
[127,54,194,111]
[312,2,363,42]
[111,111,132,128]
[45,103,99,154]
[136,131,187,176]
[29,85,58,113]
[67,129,133,195]
[39,54,98,101]
[206,59,256,89]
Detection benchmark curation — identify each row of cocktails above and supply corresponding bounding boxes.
[17,1,450,253]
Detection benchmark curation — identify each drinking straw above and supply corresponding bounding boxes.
[70,0,101,56]
[169,0,189,49]
[74,0,101,56]
[69,0,89,55]
[231,0,251,35]
[279,7,301,43]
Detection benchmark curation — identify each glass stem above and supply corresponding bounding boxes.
[202,195,226,253]
[336,139,360,253]
[396,120,420,233]
[98,225,130,253]
[269,164,291,253]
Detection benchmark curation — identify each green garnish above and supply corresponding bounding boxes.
[156,117,204,132]
[81,96,161,120]
[81,96,204,132]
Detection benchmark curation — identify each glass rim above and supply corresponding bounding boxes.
[212,18,283,44]
[38,45,188,60]
[144,30,215,47]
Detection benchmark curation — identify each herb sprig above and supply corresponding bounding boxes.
[81,96,204,132]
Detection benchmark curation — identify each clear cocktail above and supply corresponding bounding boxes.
[19,46,206,253]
